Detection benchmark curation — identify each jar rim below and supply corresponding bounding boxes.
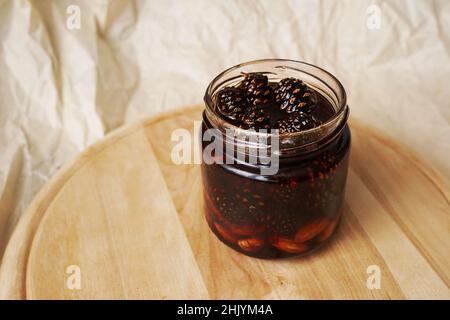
[203,59,349,155]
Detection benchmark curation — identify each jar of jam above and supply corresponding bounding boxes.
[201,59,350,259]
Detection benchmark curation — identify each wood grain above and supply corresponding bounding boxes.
[26,127,208,299]
[350,122,450,287]
[0,106,448,299]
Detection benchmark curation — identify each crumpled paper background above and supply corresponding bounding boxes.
[0,0,449,261]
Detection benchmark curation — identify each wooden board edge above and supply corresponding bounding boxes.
[0,105,203,299]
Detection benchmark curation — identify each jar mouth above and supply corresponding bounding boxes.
[204,59,349,155]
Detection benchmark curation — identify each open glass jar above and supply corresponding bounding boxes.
[201,59,350,259]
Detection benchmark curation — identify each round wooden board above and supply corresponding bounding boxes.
[0,106,449,299]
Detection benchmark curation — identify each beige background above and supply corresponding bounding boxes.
[0,0,449,262]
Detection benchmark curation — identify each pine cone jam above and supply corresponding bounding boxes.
[201,60,350,259]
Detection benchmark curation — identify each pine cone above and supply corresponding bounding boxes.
[238,105,270,130]
[238,72,273,106]
[275,78,317,113]
[214,87,248,121]
[274,112,317,133]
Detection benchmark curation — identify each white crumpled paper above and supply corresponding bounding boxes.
[0,0,449,260]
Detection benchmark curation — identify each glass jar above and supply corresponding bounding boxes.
[201,59,350,259]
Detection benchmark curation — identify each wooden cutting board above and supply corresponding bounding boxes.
[0,106,449,299]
